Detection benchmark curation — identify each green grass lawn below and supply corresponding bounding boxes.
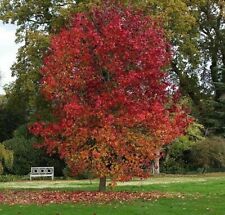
[1,173,225,215]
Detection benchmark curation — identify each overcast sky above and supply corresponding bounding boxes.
[0,21,19,94]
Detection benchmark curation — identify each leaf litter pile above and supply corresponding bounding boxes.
[0,191,177,205]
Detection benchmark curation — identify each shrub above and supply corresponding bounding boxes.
[3,125,65,176]
[0,144,13,174]
[190,137,225,171]
[0,175,24,182]
[161,122,204,173]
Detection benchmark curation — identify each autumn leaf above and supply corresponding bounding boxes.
[0,191,176,205]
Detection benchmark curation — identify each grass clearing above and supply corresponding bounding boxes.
[1,173,224,190]
[0,197,225,215]
[0,173,225,214]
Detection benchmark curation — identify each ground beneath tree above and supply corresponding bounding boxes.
[0,191,176,205]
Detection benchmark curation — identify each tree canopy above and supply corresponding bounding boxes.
[29,2,190,190]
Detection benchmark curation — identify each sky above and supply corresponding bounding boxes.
[0,21,19,94]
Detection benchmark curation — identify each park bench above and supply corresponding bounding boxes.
[30,167,54,180]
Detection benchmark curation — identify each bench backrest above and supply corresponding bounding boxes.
[31,167,54,175]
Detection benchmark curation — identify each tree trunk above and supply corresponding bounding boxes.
[171,61,201,107]
[154,157,160,174]
[98,177,106,192]
[151,161,155,175]
[154,150,160,174]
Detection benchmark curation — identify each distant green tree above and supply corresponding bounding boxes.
[192,0,225,137]
[0,144,13,174]
[0,95,23,142]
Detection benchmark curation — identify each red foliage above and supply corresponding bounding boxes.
[0,190,175,205]
[29,3,191,181]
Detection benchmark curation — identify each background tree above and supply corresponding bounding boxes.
[30,2,190,191]
[0,144,13,174]
[0,95,22,142]
[194,0,225,136]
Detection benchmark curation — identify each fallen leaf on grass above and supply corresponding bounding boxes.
[0,191,178,205]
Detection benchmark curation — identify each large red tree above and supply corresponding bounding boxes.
[30,2,191,191]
